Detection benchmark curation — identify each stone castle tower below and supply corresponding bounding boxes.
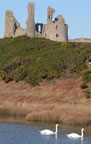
[26,2,35,37]
[42,6,68,42]
[4,2,68,42]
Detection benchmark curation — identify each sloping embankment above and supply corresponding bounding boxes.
[0,78,91,125]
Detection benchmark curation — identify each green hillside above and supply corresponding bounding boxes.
[0,36,91,86]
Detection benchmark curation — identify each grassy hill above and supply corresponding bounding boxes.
[0,36,91,86]
[0,36,91,125]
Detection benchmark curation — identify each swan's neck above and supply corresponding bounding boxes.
[55,125,58,134]
[81,129,84,137]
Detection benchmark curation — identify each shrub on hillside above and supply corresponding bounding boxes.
[0,71,12,83]
[82,68,91,83]
[84,90,91,99]
[80,81,88,89]
[0,36,91,85]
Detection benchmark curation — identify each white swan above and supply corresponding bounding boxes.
[66,128,85,138]
[40,124,59,135]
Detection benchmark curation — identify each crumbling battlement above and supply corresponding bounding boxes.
[4,11,20,37]
[47,6,55,23]
[4,2,68,42]
[4,11,27,37]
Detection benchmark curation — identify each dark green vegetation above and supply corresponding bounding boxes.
[84,90,91,99]
[0,36,91,86]
[80,67,91,89]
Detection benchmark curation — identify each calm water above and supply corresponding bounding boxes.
[0,122,90,144]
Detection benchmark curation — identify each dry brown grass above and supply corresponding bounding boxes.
[0,104,29,117]
[25,103,91,125]
[0,79,91,125]
[0,101,91,125]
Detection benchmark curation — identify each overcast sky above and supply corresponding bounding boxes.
[0,0,91,39]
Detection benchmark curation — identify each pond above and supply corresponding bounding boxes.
[0,122,90,144]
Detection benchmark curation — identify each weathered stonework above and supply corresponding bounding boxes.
[4,11,27,38]
[15,28,27,37]
[42,14,68,42]
[4,3,68,42]
[26,2,35,37]
[4,11,20,37]
[47,6,55,23]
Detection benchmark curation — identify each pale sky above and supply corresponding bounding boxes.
[0,0,91,39]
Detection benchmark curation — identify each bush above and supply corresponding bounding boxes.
[82,74,91,82]
[84,90,91,99]
[80,81,88,89]
[81,68,91,82]
[0,71,12,83]
[12,67,27,82]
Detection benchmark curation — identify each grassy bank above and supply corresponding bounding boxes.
[0,36,91,125]
[0,79,90,125]
[0,103,91,125]
[0,36,91,86]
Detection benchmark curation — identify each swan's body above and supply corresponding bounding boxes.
[40,124,58,135]
[66,128,84,138]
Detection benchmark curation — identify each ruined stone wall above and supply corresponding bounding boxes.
[47,6,55,23]
[4,11,27,38]
[35,23,43,37]
[26,2,35,37]
[42,8,68,42]
[53,15,68,42]
[4,3,68,42]
[15,28,27,37]
[4,11,20,37]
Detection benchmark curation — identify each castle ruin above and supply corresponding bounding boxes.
[4,2,68,42]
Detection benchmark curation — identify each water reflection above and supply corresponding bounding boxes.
[81,136,83,142]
